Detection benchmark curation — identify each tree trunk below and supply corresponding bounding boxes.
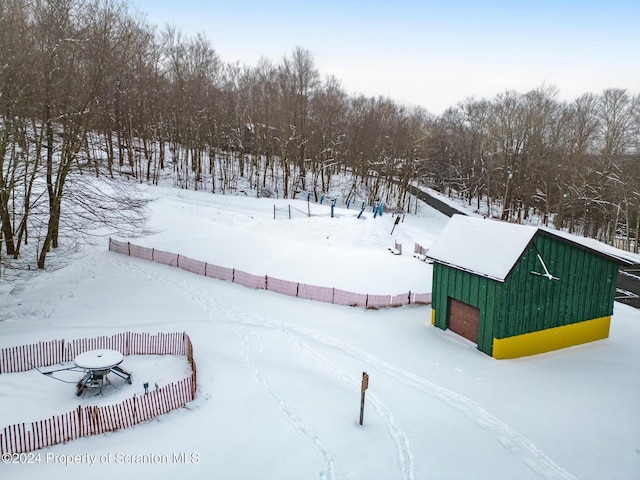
[38,196,60,269]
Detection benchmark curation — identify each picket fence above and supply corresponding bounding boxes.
[0,332,197,455]
[109,238,432,308]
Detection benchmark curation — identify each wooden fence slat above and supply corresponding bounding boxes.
[109,405,117,432]
[97,406,106,434]
[152,388,162,416]
[51,417,56,447]
[59,414,65,443]
[177,382,184,407]
[44,419,51,450]
[113,404,122,431]
[32,422,40,451]
[2,348,10,373]
[102,406,111,433]
[137,395,144,424]
[144,392,154,421]
[18,422,26,454]
[13,423,20,454]
[62,412,70,443]
[61,414,68,444]
[115,403,126,430]
[156,388,166,415]
[9,425,16,454]
[125,397,136,427]
[8,425,14,454]
[166,384,176,410]
[27,429,32,453]
[1,430,5,455]
[125,400,134,428]
[95,406,103,436]
[34,421,42,451]
[40,419,48,450]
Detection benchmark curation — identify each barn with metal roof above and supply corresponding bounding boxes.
[428,215,631,358]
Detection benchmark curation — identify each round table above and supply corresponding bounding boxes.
[74,349,124,370]
[74,349,130,396]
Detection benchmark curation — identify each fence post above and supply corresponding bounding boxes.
[265,275,268,290]
[177,254,180,267]
[151,248,155,261]
[127,242,131,256]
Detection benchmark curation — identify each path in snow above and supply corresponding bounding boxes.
[113,253,577,480]
[114,255,414,480]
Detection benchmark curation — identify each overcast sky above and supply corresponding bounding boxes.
[130,0,639,115]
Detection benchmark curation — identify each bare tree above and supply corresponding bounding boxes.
[279,47,320,194]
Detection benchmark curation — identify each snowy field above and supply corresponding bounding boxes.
[1,185,639,480]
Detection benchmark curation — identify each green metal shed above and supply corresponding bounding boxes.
[428,215,631,358]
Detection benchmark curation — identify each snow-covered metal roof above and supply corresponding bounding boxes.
[427,214,633,282]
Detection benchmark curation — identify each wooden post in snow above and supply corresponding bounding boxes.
[391,215,401,235]
[359,371,369,425]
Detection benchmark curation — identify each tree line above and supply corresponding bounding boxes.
[0,0,638,272]
[432,87,639,249]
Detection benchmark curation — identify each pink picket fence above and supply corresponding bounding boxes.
[0,332,197,454]
[0,332,189,374]
[109,238,432,308]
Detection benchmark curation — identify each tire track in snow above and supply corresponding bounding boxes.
[114,256,337,480]
[263,319,415,480]
[234,321,337,480]
[115,257,414,479]
[219,316,576,480]
[264,322,578,480]
[113,256,575,480]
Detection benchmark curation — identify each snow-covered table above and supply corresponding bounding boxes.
[74,349,132,396]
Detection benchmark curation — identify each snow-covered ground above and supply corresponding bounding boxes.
[1,185,639,480]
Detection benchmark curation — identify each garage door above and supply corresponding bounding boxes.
[448,298,480,344]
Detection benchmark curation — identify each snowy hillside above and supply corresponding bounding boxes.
[1,185,638,480]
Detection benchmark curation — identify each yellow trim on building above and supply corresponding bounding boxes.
[431,309,436,326]
[492,316,611,359]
